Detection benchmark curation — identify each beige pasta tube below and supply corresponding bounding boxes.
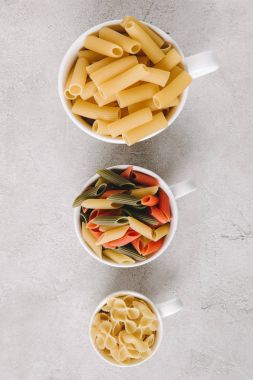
[116,83,159,108]
[167,97,179,107]
[124,21,164,64]
[130,186,159,198]
[121,16,164,47]
[92,120,110,136]
[64,68,76,100]
[81,199,122,209]
[69,57,89,96]
[103,249,135,264]
[84,35,123,58]
[123,112,168,146]
[80,80,97,100]
[96,225,129,245]
[161,45,172,54]
[72,99,120,122]
[155,48,182,71]
[128,99,159,113]
[128,217,153,240]
[107,108,152,138]
[99,27,141,54]
[93,92,117,107]
[167,65,183,84]
[98,64,149,99]
[90,56,138,86]
[81,223,102,258]
[86,57,115,75]
[78,50,104,62]
[153,224,170,241]
[143,67,170,87]
[153,71,192,109]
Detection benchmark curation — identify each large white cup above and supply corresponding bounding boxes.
[58,19,219,144]
[74,165,196,267]
[89,290,183,367]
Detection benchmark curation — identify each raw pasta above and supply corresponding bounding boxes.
[91,295,158,365]
[72,98,120,121]
[81,222,102,258]
[103,249,135,264]
[116,83,160,108]
[84,35,123,58]
[80,80,97,100]
[99,27,141,54]
[155,48,182,71]
[69,57,89,96]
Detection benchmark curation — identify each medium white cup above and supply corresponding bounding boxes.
[74,165,196,267]
[58,19,219,144]
[89,290,183,367]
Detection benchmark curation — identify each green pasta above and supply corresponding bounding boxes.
[93,215,129,226]
[97,169,137,189]
[124,208,159,226]
[80,208,91,223]
[113,245,146,262]
[73,183,107,207]
[108,193,141,206]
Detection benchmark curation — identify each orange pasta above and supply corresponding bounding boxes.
[103,228,141,248]
[150,206,169,224]
[90,229,103,239]
[159,188,171,221]
[132,171,159,186]
[141,195,159,206]
[132,237,164,255]
[121,166,133,179]
[101,189,126,199]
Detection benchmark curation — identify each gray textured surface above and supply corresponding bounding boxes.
[1,1,253,379]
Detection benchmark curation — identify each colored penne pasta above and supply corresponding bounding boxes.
[92,215,129,226]
[97,169,136,189]
[103,249,135,264]
[113,245,146,261]
[81,199,122,209]
[95,225,129,245]
[99,27,141,54]
[130,186,159,198]
[128,217,153,240]
[141,195,159,206]
[72,98,120,121]
[152,224,170,241]
[132,237,164,255]
[84,35,123,58]
[73,183,107,207]
[81,222,102,257]
[108,194,142,206]
[103,229,141,247]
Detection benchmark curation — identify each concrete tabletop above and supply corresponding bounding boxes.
[1,1,253,379]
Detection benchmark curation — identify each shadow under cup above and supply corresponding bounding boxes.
[89,291,163,367]
[58,20,189,144]
[74,165,178,268]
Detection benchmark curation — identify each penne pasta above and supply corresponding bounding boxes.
[141,195,159,206]
[80,80,97,100]
[128,99,159,113]
[99,27,141,54]
[104,229,140,247]
[153,70,192,109]
[98,64,149,99]
[130,186,159,198]
[132,237,164,255]
[155,48,182,71]
[72,98,120,121]
[73,183,107,207]
[128,217,153,240]
[78,49,105,62]
[123,112,168,146]
[121,16,164,47]
[95,225,129,245]
[81,199,122,209]
[84,35,123,58]
[113,245,146,261]
[86,57,115,75]
[142,67,170,87]
[97,169,136,189]
[116,83,160,108]
[90,56,138,86]
[153,224,170,241]
[103,249,135,264]
[81,222,102,257]
[124,21,165,64]
[69,57,89,96]
[93,215,129,226]
[107,108,152,138]
[92,120,110,136]
[108,193,142,206]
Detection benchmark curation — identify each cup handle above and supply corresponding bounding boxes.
[169,180,196,200]
[156,297,183,318]
[185,50,219,79]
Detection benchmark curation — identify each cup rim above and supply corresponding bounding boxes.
[89,290,163,367]
[73,165,178,268]
[58,19,189,144]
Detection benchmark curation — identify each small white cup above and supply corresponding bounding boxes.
[89,290,183,367]
[74,165,196,267]
[58,19,219,144]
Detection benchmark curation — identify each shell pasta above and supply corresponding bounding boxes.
[63,16,192,144]
[73,167,172,265]
[91,294,159,365]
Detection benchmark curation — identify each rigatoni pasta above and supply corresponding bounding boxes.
[63,16,193,144]
[73,166,172,265]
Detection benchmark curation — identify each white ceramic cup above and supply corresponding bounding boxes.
[89,290,183,367]
[74,165,196,267]
[58,19,219,144]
